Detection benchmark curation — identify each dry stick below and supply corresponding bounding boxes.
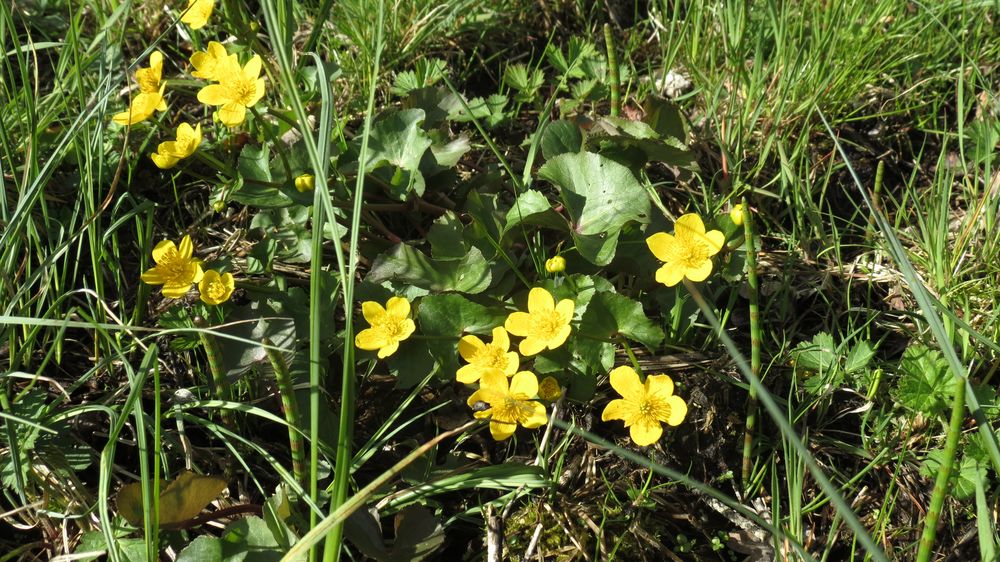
[603,24,621,118]
[263,338,307,488]
[740,199,761,493]
[280,420,480,561]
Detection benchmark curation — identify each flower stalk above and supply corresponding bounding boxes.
[740,197,761,492]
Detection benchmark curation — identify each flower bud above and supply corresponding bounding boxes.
[294,173,315,192]
[545,256,566,273]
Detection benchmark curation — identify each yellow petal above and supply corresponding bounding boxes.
[491,326,509,351]
[703,229,725,255]
[521,402,548,429]
[504,311,531,336]
[458,335,484,362]
[555,299,575,322]
[192,263,204,283]
[489,420,517,441]
[140,268,164,285]
[197,84,231,106]
[509,371,538,397]
[355,328,387,351]
[518,337,546,357]
[247,78,267,107]
[684,258,714,282]
[397,318,416,342]
[377,340,399,358]
[151,151,179,169]
[546,324,571,350]
[456,364,482,384]
[629,421,663,446]
[468,384,503,407]
[478,372,510,393]
[161,282,192,299]
[609,366,643,401]
[645,231,674,262]
[151,240,176,263]
[655,264,685,287]
[644,373,674,400]
[217,102,247,127]
[361,301,386,324]
[385,296,411,319]
[502,352,519,375]
[527,287,554,312]
[601,398,632,422]
[665,395,688,426]
[674,213,706,236]
[178,235,194,259]
[243,55,263,80]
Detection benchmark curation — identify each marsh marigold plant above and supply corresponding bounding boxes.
[504,287,574,356]
[602,366,688,446]
[457,327,519,384]
[355,297,416,358]
[468,371,547,441]
[646,213,725,287]
[198,270,234,305]
[140,235,204,299]
[196,54,266,127]
[151,122,202,169]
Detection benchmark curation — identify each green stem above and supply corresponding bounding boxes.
[264,338,307,488]
[603,24,621,117]
[194,317,234,431]
[741,198,761,492]
[617,335,643,373]
[915,374,966,562]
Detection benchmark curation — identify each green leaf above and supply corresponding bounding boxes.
[344,510,388,560]
[448,94,508,128]
[502,189,567,238]
[643,96,686,141]
[503,64,544,103]
[895,344,952,415]
[233,145,296,208]
[579,291,664,351]
[417,293,507,380]
[426,211,467,260]
[538,152,650,265]
[540,120,584,160]
[250,206,313,264]
[919,451,979,501]
[388,506,445,562]
[177,536,223,562]
[354,109,433,199]
[367,244,492,294]
[219,516,304,561]
[844,341,875,374]
[793,332,838,373]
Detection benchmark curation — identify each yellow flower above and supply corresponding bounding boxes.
[538,376,562,401]
[601,366,688,446]
[467,371,547,441]
[730,204,744,226]
[140,235,204,298]
[190,42,237,81]
[294,173,315,193]
[545,256,566,273]
[196,55,266,127]
[135,51,164,93]
[181,0,215,29]
[355,297,416,358]
[645,213,725,287]
[457,327,519,384]
[504,287,574,356]
[198,270,235,305]
[112,85,167,126]
[151,123,202,169]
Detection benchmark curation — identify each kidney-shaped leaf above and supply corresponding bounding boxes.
[117,471,227,528]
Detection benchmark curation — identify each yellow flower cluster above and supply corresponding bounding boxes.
[193,43,266,127]
[112,51,167,126]
[140,235,235,305]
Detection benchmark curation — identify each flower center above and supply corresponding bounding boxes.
[494,395,532,424]
[637,397,671,423]
[476,345,507,369]
[158,250,191,283]
[205,281,227,300]
[671,235,710,268]
[230,78,257,105]
[529,311,564,340]
[374,315,404,338]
